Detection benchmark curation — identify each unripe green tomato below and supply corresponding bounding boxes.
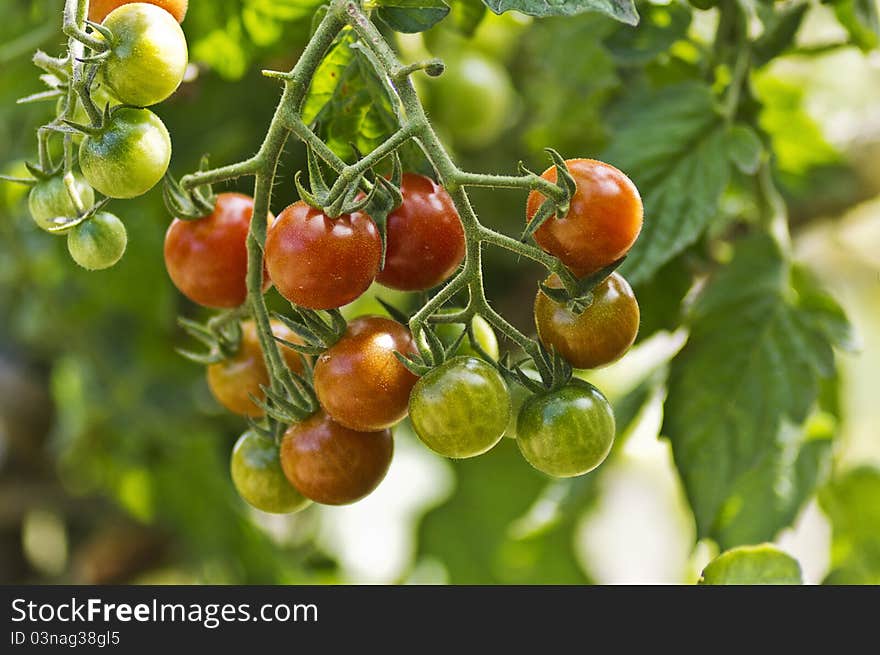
[409,356,510,459]
[28,172,95,232]
[516,379,615,477]
[67,212,127,270]
[427,310,500,360]
[101,3,188,107]
[231,431,311,514]
[79,107,171,198]
[430,50,516,150]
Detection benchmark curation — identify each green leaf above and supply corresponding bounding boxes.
[831,0,880,52]
[416,438,589,583]
[446,0,488,35]
[819,467,880,584]
[605,83,728,286]
[302,30,357,126]
[699,544,803,584]
[725,124,763,175]
[378,0,451,33]
[664,234,850,548]
[633,252,694,342]
[604,1,691,66]
[753,2,810,66]
[481,0,639,25]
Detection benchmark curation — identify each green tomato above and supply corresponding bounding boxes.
[699,544,803,585]
[516,380,615,477]
[409,356,510,459]
[430,310,499,360]
[102,3,188,107]
[231,431,311,514]
[28,172,95,232]
[79,107,171,198]
[430,50,516,150]
[67,212,127,270]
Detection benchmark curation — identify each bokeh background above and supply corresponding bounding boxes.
[1,0,878,584]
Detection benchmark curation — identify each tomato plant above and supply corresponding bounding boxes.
[516,380,616,478]
[279,412,393,505]
[265,201,382,310]
[79,107,171,198]
[313,316,419,432]
[100,3,188,107]
[231,430,311,514]
[535,272,639,369]
[376,173,465,291]
[526,159,643,278]
[164,193,265,309]
[410,357,510,459]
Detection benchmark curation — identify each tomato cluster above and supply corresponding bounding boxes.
[23,2,188,270]
[189,159,645,514]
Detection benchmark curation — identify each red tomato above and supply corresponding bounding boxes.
[264,202,382,310]
[526,158,643,278]
[89,0,188,23]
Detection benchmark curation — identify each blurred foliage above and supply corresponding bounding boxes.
[1,0,879,584]
[699,544,803,584]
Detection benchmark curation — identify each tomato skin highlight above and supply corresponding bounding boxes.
[314,316,419,432]
[28,172,94,231]
[164,193,267,309]
[89,0,188,23]
[79,107,171,199]
[409,356,510,459]
[376,173,465,291]
[101,4,188,107]
[526,158,643,278]
[231,430,311,514]
[280,412,393,505]
[535,272,640,369]
[207,320,306,418]
[516,380,615,478]
[67,212,127,270]
[265,202,382,310]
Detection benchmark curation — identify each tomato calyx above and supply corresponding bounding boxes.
[519,148,576,243]
[271,308,348,356]
[176,313,245,365]
[500,344,574,396]
[539,256,628,314]
[163,157,218,220]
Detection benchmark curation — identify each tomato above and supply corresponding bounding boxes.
[376,173,465,291]
[67,212,127,270]
[280,412,393,505]
[430,50,516,150]
[164,193,267,308]
[431,310,499,360]
[313,316,418,432]
[207,319,306,418]
[526,159,643,278]
[516,380,615,478]
[265,201,381,310]
[535,272,639,369]
[79,107,171,198]
[28,172,94,231]
[231,430,310,514]
[100,4,188,107]
[409,356,510,459]
[89,0,188,23]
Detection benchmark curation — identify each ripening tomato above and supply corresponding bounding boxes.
[516,380,615,477]
[535,272,639,369]
[265,202,381,310]
[67,212,127,270]
[89,0,188,23]
[231,430,311,514]
[526,159,643,278]
[207,319,306,418]
[409,356,510,459]
[313,316,419,432]
[101,4,188,107]
[376,173,465,291]
[164,193,268,308]
[79,107,171,198]
[28,172,94,231]
[280,412,393,505]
